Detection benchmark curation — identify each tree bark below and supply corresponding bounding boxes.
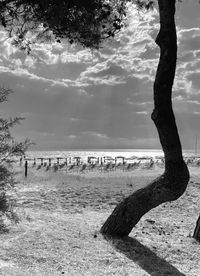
[193,214,200,242]
[100,0,190,237]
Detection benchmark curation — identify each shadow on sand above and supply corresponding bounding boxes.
[105,235,186,276]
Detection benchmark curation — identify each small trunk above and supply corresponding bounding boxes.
[100,0,190,237]
[193,215,200,242]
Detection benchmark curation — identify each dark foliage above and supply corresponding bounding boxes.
[0,0,157,52]
[0,87,30,228]
[0,0,131,50]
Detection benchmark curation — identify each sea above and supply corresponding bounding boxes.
[25,149,195,163]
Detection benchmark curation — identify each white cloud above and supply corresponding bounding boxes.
[77,88,92,97]
[60,49,97,64]
[24,56,36,68]
[174,95,185,101]
[70,117,80,122]
[136,111,148,115]
[187,100,200,105]
[1,3,200,150]
[81,131,108,139]
[67,135,77,139]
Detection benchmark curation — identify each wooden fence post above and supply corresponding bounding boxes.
[33,158,36,166]
[25,160,28,178]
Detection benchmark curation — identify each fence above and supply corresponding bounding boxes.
[20,155,200,177]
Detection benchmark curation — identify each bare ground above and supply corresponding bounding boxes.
[0,166,199,275]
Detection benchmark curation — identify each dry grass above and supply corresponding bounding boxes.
[0,166,199,275]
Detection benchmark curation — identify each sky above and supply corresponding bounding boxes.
[0,0,200,151]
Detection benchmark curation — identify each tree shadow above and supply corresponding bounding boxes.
[105,235,186,276]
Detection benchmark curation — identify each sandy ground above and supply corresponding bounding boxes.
[0,165,199,275]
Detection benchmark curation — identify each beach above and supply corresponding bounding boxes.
[0,164,199,275]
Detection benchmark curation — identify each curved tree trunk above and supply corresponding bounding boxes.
[100,0,190,237]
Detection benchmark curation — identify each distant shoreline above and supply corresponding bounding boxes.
[28,148,194,152]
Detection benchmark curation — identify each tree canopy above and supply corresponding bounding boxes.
[0,0,155,52]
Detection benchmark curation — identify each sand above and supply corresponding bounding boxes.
[0,165,199,275]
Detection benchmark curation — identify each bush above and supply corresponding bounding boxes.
[0,87,30,230]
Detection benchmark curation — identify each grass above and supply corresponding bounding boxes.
[0,166,199,275]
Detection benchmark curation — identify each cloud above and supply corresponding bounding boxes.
[83,63,128,78]
[174,25,200,97]
[187,100,200,105]
[179,30,200,53]
[77,89,91,97]
[186,72,200,91]
[81,131,108,139]
[0,4,159,91]
[67,135,77,139]
[176,1,200,28]
[1,2,200,150]
[136,111,148,115]
[68,4,159,87]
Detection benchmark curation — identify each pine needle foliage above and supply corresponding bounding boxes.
[0,87,30,230]
[0,0,156,52]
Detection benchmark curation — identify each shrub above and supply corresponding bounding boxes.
[0,87,30,230]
